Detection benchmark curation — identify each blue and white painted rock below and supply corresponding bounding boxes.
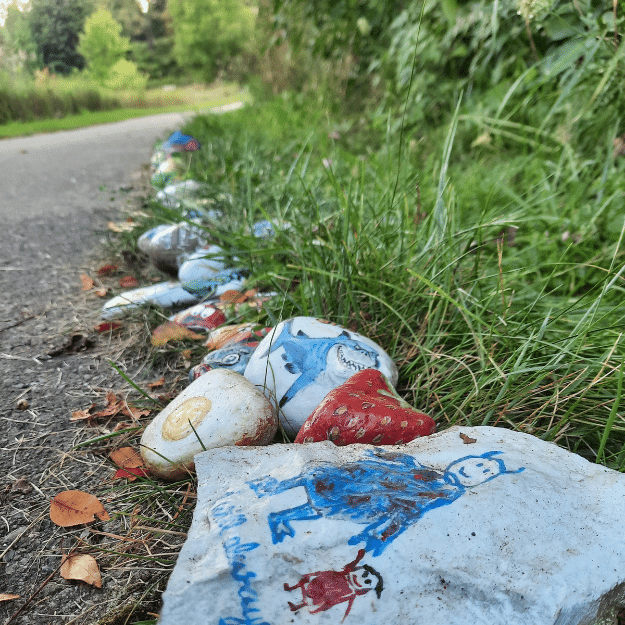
[180,267,247,299]
[189,326,272,381]
[140,369,277,480]
[138,223,208,275]
[159,426,625,625]
[177,246,227,285]
[244,317,398,438]
[156,180,206,209]
[151,156,183,187]
[102,281,198,319]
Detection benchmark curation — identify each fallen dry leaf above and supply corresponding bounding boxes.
[60,553,102,588]
[97,264,118,276]
[95,322,122,333]
[147,377,165,388]
[460,433,477,444]
[107,220,135,232]
[50,490,111,527]
[0,594,19,602]
[71,404,96,421]
[205,323,256,350]
[110,446,144,469]
[119,276,139,288]
[219,289,248,304]
[151,321,204,346]
[80,274,94,291]
[113,467,151,481]
[95,288,107,297]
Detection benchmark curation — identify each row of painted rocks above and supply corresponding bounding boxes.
[140,316,436,478]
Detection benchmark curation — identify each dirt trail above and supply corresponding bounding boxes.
[0,111,196,624]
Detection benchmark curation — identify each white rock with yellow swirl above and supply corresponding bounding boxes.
[141,369,277,480]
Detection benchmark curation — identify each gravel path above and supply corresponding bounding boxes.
[0,112,198,624]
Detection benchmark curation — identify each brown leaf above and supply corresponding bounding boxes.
[147,377,165,388]
[80,274,94,291]
[110,447,144,469]
[0,594,19,602]
[219,289,248,304]
[93,391,125,418]
[122,405,151,420]
[50,490,110,527]
[119,276,139,288]
[95,288,107,298]
[11,477,32,495]
[60,553,102,588]
[460,433,477,444]
[70,405,96,421]
[151,321,204,346]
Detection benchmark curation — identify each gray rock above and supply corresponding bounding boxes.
[159,426,625,625]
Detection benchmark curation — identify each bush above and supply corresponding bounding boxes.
[104,59,148,91]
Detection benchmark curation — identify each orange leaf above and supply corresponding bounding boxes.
[147,377,165,388]
[110,447,144,469]
[50,490,110,527]
[122,405,151,420]
[0,594,19,602]
[219,289,248,304]
[80,274,94,291]
[60,553,102,588]
[95,288,107,297]
[151,321,204,346]
[70,406,96,421]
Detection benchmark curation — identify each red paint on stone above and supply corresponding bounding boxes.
[294,369,436,446]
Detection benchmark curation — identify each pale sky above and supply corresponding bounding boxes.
[0,0,148,26]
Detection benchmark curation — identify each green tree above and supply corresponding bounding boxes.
[2,3,36,73]
[77,7,130,82]
[29,0,94,73]
[168,0,254,80]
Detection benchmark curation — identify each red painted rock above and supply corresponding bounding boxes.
[295,369,436,445]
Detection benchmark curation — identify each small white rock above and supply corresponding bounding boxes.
[141,369,277,480]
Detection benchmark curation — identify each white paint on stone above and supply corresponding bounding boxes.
[244,317,398,438]
[159,426,625,625]
[140,369,277,480]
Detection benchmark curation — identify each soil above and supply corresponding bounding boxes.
[0,167,188,625]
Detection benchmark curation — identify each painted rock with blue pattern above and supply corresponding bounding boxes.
[244,317,398,438]
[158,426,625,625]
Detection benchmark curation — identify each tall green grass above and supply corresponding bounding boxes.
[158,92,625,468]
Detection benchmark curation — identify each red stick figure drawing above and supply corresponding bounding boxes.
[284,549,383,621]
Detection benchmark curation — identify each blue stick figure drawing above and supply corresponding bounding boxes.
[248,449,524,556]
[255,319,381,408]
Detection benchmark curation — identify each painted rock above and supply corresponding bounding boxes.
[140,369,277,480]
[151,156,183,187]
[159,427,625,625]
[156,180,206,209]
[161,131,200,154]
[138,222,208,275]
[177,246,227,285]
[189,326,272,381]
[244,317,398,438]
[102,281,198,319]
[295,369,435,445]
[180,267,247,299]
[169,303,226,332]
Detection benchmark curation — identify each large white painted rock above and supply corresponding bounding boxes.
[159,426,625,625]
[141,369,277,480]
[244,317,398,438]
